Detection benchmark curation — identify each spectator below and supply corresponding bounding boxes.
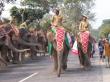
[104,39,110,68]
[98,38,104,61]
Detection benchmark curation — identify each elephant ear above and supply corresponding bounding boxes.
[47,31,54,42]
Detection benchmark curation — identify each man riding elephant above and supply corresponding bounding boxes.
[47,9,71,77]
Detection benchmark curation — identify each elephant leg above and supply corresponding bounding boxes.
[12,52,19,64]
[19,52,26,63]
[0,56,7,66]
[1,46,8,63]
[84,42,91,67]
[0,57,7,69]
[78,44,85,67]
[78,55,84,67]
[57,50,63,77]
[7,49,13,63]
[31,50,37,60]
[62,48,69,70]
[52,51,58,72]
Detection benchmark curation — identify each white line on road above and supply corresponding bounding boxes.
[18,72,39,82]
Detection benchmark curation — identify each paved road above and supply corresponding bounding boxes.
[0,52,110,82]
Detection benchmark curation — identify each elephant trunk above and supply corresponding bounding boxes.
[57,51,63,77]
[18,39,41,47]
[30,47,39,52]
[5,36,29,53]
[8,43,29,53]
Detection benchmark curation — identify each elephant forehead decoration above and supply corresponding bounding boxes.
[79,31,90,53]
[56,27,65,51]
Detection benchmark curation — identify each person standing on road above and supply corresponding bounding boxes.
[98,38,104,61]
[104,38,110,68]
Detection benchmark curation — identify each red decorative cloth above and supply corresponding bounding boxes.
[79,31,90,53]
[56,28,65,51]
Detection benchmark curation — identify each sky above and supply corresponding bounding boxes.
[1,0,22,19]
[92,0,110,29]
[1,0,110,29]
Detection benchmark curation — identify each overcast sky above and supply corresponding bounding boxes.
[1,0,110,29]
[92,0,110,29]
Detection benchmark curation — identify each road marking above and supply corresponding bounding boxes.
[18,72,39,82]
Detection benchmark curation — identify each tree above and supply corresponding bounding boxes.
[10,6,46,25]
[91,29,99,41]
[40,13,52,30]
[21,0,49,12]
[56,0,95,34]
[99,19,110,38]
[10,6,22,24]
[39,0,95,33]
[20,0,48,25]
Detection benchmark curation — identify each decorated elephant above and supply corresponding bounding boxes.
[9,27,42,62]
[0,23,29,65]
[77,31,95,69]
[47,26,71,77]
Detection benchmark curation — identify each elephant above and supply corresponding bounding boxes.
[0,23,30,64]
[10,27,43,62]
[37,29,48,53]
[77,31,94,69]
[47,28,70,77]
[0,56,8,69]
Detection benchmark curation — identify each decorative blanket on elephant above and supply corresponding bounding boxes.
[56,27,65,51]
[48,30,71,55]
[79,31,90,54]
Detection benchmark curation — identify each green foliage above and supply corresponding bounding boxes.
[48,0,57,4]
[91,29,99,41]
[10,6,46,24]
[28,20,39,29]
[40,13,52,30]
[22,0,49,12]
[23,8,45,20]
[41,20,51,30]
[10,6,22,24]
[59,0,95,34]
[64,0,80,4]
[20,0,95,32]
[99,19,110,38]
